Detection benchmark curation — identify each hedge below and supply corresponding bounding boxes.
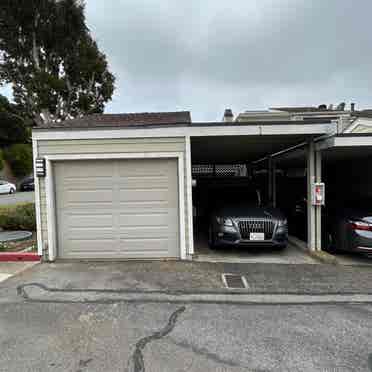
[0,203,36,231]
[3,144,33,177]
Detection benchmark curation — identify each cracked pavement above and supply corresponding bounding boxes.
[127,306,186,372]
[1,300,372,371]
[2,262,372,371]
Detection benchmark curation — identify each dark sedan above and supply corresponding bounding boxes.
[20,176,35,191]
[326,200,372,254]
[208,190,288,249]
[288,196,372,254]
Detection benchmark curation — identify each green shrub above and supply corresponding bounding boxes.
[3,144,33,177]
[0,203,36,231]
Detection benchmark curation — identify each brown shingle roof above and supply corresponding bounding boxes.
[36,111,191,129]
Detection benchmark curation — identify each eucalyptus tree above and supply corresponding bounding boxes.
[0,0,115,123]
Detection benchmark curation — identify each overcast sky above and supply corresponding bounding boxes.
[3,0,372,121]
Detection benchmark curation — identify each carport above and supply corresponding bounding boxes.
[189,120,334,257]
[318,134,372,253]
[252,132,372,257]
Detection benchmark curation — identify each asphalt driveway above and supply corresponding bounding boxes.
[1,262,372,371]
[1,301,372,372]
[1,261,372,371]
[3,261,372,303]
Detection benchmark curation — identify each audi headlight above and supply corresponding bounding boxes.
[216,217,234,226]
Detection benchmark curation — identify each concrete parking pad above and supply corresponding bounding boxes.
[290,235,372,266]
[194,236,317,264]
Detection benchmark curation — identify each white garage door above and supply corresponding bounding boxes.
[54,158,180,259]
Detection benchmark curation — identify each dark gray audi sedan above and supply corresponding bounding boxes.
[208,189,288,249]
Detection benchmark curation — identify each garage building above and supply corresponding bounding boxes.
[32,110,372,261]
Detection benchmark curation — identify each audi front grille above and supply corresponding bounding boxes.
[238,219,275,240]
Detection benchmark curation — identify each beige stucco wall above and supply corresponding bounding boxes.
[36,137,189,260]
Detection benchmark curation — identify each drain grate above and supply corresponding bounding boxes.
[222,274,248,289]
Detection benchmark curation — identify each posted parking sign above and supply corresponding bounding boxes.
[312,182,325,206]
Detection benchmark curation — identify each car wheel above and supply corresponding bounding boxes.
[9,188,15,194]
[208,225,217,249]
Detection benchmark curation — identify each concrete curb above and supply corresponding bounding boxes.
[17,283,372,304]
[0,253,41,262]
[288,236,339,265]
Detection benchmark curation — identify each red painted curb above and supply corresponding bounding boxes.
[0,253,41,262]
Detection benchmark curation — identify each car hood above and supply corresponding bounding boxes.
[214,204,285,220]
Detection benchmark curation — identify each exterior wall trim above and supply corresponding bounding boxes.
[44,151,187,261]
[316,135,372,150]
[185,136,194,255]
[32,139,43,256]
[32,122,336,141]
[333,136,372,147]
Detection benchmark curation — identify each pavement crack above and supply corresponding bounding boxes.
[76,358,93,371]
[127,306,186,372]
[168,337,242,368]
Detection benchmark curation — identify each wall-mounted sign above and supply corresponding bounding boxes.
[35,158,46,177]
[312,182,325,206]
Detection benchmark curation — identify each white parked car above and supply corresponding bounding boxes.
[0,180,16,194]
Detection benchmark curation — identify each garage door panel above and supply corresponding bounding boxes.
[119,226,169,239]
[63,183,113,193]
[64,190,114,203]
[68,227,115,240]
[55,158,179,259]
[118,189,169,202]
[65,243,118,256]
[65,214,114,228]
[62,175,112,185]
[117,160,169,175]
[118,201,169,214]
[117,176,169,189]
[62,161,114,176]
[62,202,114,211]
[119,213,169,227]
[117,239,171,254]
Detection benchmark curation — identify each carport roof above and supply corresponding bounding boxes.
[191,134,314,164]
[274,133,372,168]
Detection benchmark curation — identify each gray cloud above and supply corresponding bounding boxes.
[2,0,372,120]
